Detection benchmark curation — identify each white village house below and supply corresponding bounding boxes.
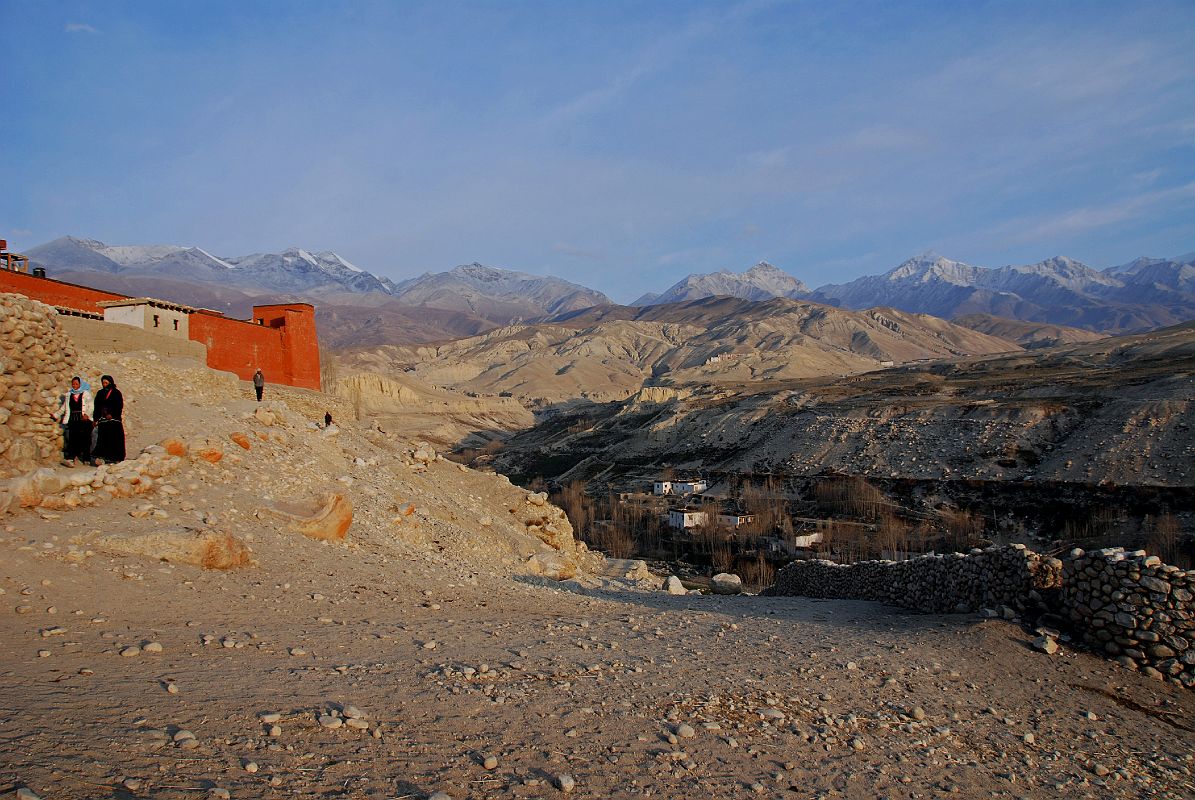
[653,477,708,496]
[717,510,756,528]
[668,508,708,529]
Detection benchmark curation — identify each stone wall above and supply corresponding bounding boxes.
[57,316,208,360]
[0,293,76,477]
[1062,547,1194,686]
[771,544,1194,688]
[770,544,1061,613]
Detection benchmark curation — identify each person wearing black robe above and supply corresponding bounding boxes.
[57,376,93,465]
[92,374,126,464]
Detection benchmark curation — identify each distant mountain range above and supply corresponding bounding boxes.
[634,251,1194,333]
[21,236,1195,336]
[24,237,608,340]
[810,252,1195,333]
[25,236,400,295]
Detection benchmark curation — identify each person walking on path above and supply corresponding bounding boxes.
[57,376,93,465]
[91,374,126,465]
[253,369,265,402]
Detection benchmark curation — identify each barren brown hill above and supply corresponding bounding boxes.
[342,297,1022,404]
[486,321,1195,490]
[952,313,1107,349]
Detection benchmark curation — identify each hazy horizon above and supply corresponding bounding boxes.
[3,0,1193,302]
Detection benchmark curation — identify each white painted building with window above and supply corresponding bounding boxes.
[654,477,708,496]
[99,297,192,338]
[717,511,756,528]
[668,509,708,529]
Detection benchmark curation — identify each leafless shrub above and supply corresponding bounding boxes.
[553,480,594,539]
[813,476,888,520]
[1145,512,1189,568]
[1059,506,1128,549]
[738,476,790,535]
[876,511,913,559]
[587,523,637,559]
[739,553,775,592]
[938,508,986,552]
[711,542,734,573]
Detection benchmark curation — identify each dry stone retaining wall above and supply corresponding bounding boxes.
[57,315,207,359]
[1062,547,1194,687]
[0,293,76,477]
[772,544,1194,687]
[771,544,1061,614]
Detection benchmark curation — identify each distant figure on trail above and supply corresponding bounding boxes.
[92,374,126,465]
[253,369,265,402]
[324,411,333,428]
[57,376,93,466]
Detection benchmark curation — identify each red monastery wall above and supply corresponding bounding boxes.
[190,305,321,391]
[1,271,321,391]
[0,269,125,313]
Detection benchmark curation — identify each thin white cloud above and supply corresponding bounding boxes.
[1019,181,1195,242]
[551,242,606,261]
[540,0,770,128]
[946,181,1195,255]
[65,22,99,34]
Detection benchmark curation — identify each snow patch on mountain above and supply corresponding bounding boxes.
[637,261,810,306]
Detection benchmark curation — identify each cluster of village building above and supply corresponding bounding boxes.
[652,476,759,529]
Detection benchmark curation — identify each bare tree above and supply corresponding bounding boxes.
[1145,512,1187,568]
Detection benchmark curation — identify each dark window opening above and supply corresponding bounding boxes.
[153,314,160,327]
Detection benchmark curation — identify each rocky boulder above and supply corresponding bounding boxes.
[97,527,253,570]
[260,492,354,542]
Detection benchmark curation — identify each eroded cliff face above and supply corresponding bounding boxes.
[487,323,1195,489]
[333,371,534,449]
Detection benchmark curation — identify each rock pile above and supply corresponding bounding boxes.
[1062,547,1195,687]
[0,444,182,515]
[770,544,1060,614]
[0,293,77,477]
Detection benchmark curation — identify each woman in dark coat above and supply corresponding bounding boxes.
[92,374,126,464]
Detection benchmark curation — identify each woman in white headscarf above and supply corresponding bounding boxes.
[56,376,93,465]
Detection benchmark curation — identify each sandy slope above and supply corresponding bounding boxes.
[2,351,1194,800]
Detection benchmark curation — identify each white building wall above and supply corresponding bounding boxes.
[104,305,144,329]
[669,510,707,528]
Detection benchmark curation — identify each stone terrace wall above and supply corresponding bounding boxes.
[0,293,76,477]
[58,316,207,360]
[771,544,1062,614]
[1062,548,1194,687]
[772,544,1194,688]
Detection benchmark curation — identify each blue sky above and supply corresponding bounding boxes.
[2,0,1193,301]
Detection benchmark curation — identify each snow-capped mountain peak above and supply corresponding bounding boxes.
[637,260,810,306]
